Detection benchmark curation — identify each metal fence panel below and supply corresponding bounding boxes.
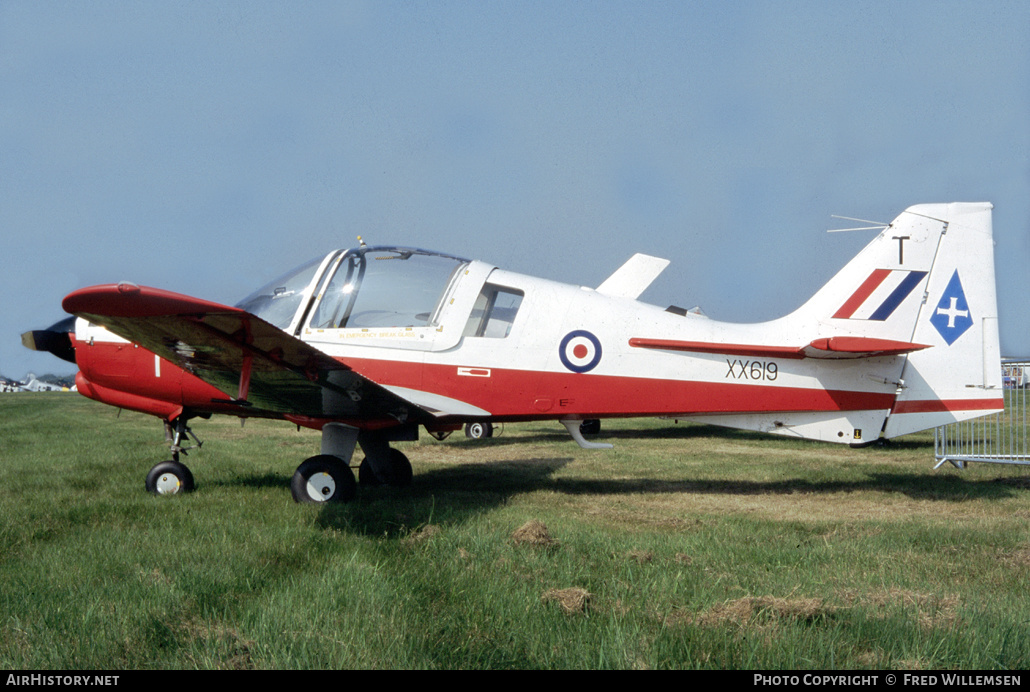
[934,361,1030,468]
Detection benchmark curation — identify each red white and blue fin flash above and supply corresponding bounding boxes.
[834,269,927,321]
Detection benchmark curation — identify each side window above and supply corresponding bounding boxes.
[463,284,524,338]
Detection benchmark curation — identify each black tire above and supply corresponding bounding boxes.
[384,448,413,487]
[290,455,356,503]
[145,460,195,496]
[579,419,601,435]
[465,421,494,439]
[359,449,412,487]
[358,457,381,487]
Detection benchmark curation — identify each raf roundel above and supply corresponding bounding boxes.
[559,330,602,373]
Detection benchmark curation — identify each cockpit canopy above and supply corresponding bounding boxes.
[310,249,468,330]
[236,247,470,334]
[235,255,324,331]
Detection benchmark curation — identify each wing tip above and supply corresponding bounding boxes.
[63,284,237,318]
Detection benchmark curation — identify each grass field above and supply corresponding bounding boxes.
[2,393,1030,669]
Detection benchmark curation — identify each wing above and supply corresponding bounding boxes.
[63,283,443,423]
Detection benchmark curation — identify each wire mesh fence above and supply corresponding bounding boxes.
[934,361,1030,468]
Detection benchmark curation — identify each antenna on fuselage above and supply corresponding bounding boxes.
[827,215,890,233]
[358,236,367,247]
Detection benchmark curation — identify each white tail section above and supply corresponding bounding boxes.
[794,202,1003,437]
[662,203,1002,445]
[794,204,955,341]
[882,203,1004,436]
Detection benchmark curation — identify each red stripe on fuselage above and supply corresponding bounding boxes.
[73,336,902,423]
[891,398,1005,414]
[347,358,897,420]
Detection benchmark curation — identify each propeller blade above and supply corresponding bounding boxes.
[21,316,77,364]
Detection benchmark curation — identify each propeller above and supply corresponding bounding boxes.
[21,316,77,364]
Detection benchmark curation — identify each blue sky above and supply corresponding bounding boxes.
[2,0,1028,378]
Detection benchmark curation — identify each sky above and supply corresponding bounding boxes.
[2,0,1029,379]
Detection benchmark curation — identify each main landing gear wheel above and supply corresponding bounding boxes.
[290,454,356,503]
[145,460,195,496]
[465,421,494,439]
[358,449,413,487]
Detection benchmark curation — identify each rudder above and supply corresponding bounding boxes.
[882,203,1004,437]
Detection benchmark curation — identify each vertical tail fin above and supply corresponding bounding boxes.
[882,203,1003,437]
[796,202,1003,437]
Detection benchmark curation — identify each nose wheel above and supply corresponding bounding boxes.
[146,417,200,496]
[145,459,195,496]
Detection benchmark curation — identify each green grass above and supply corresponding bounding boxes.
[2,393,1030,669]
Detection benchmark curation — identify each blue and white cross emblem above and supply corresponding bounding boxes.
[929,270,972,345]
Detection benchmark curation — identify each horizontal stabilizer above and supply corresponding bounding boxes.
[802,337,931,359]
[628,337,930,360]
[628,338,805,359]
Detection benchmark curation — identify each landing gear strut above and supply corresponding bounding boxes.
[146,417,200,496]
[142,418,414,503]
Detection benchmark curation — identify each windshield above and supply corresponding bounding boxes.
[310,248,468,329]
[235,256,324,330]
